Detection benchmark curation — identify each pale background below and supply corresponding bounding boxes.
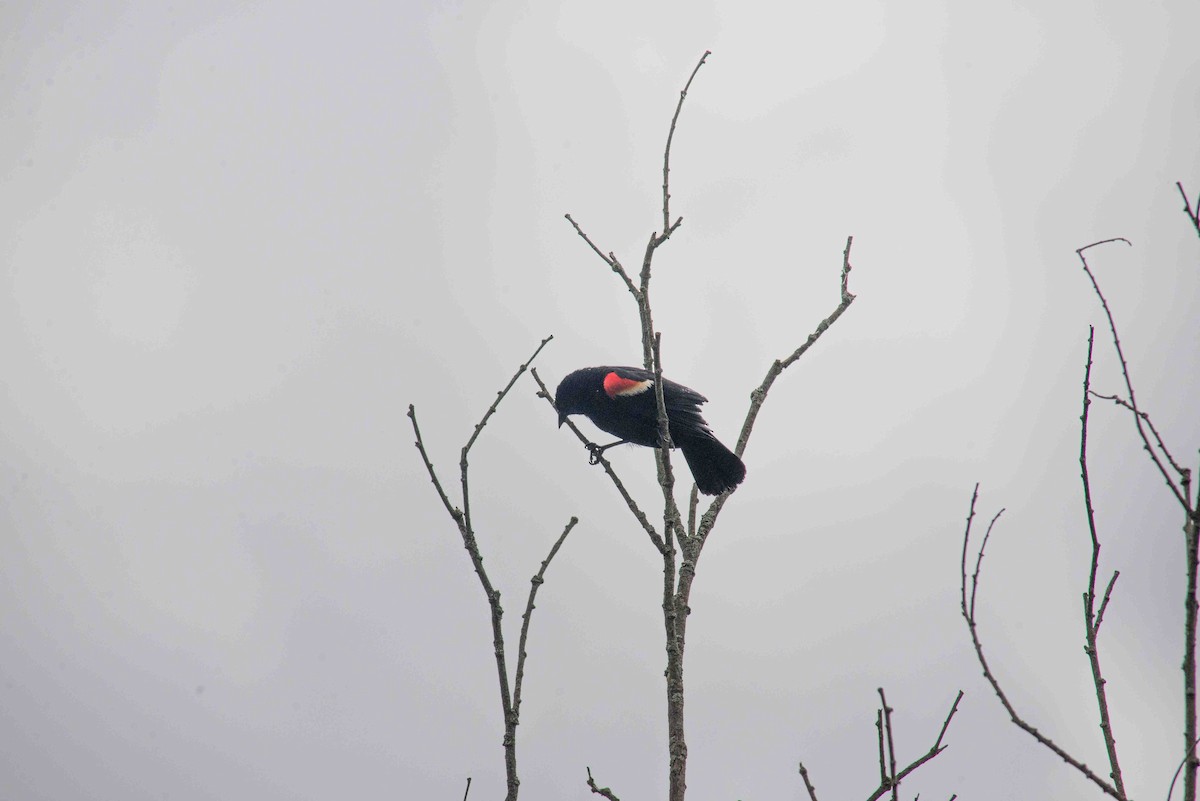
[3,2,1199,799]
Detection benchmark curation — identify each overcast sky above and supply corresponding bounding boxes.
[3,2,1199,799]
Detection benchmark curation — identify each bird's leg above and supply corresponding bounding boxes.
[586,439,628,465]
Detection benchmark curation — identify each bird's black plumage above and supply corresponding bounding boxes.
[554,366,746,495]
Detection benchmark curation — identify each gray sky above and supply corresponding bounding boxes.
[3,2,1199,799]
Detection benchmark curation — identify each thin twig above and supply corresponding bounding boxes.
[875,708,888,786]
[1177,181,1200,237]
[800,691,961,801]
[862,692,963,801]
[408,406,462,523]
[878,688,899,801]
[686,485,699,541]
[1080,326,1128,797]
[735,236,856,455]
[586,767,621,801]
[798,762,821,801]
[692,236,858,548]
[1168,736,1200,801]
[959,487,1124,799]
[462,335,555,537]
[462,777,471,801]
[410,336,561,801]
[1094,570,1119,634]
[657,51,710,243]
[1090,390,1189,480]
[564,213,640,299]
[1077,238,1189,510]
[513,517,580,721]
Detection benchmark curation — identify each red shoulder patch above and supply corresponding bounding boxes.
[603,371,653,398]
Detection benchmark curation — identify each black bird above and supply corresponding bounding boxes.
[554,366,746,495]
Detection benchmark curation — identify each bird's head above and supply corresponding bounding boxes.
[554,367,605,428]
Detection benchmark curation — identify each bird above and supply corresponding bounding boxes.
[554,366,746,495]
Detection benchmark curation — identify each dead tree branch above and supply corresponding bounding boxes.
[1077,238,1189,511]
[1078,228,1200,799]
[409,336,579,801]
[586,767,621,801]
[959,484,1126,800]
[800,690,962,801]
[1178,181,1200,237]
[1080,326,1128,796]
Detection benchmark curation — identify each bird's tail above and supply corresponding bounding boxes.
[678,433,746,495]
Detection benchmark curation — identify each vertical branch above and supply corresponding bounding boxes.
[1182,177,1200,798]
[1079,327,1127,797]
[1186,505,1199,801]
[878,688,899,801]
[638,52,710,801]
[660,51,710,238]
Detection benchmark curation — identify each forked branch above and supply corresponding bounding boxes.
[959,485,1126,800]
[409,336,579,801]
[797,689,963,801]
[1076,238,1189,511]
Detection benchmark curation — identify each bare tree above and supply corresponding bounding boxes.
[544,51,960,801]
[960,191,1200,800]
[408,337,579,801]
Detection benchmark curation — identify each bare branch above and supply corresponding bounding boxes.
[800,691,962,801]
[875,708,888,788]
[959,486,1125,799]
[1178,181,1200,237]
[862,692,964,801]
[411,336,565,801]
[462,335,555,536]
[465,335,555,459]
[462,777,471,801]
[879,688,899,801]
[586,767,621,801]
[1080,326,1128,797]
[798,762,821,801]
[1090,390,1190,481]
[1095,570,1119,634]
[688,236,859,549]
[407,405,462,523]
[564,213,640,299]
[1077,238,1189,510]
[513,517,580,720]
[657,50,710,244]
[735,235,857,461]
